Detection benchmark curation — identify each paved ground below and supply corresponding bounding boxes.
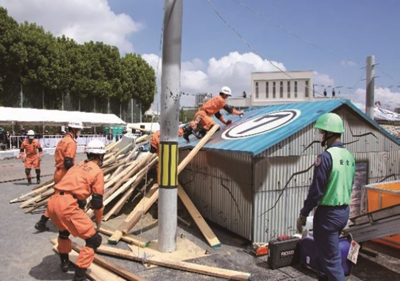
[0,155,399,280]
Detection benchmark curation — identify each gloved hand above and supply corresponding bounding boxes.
[77,199,87,210]
[239,112,244,118]
[226,119,233,125]
[38,157,42,163]
[296,214,307,233]
[22,156,26,163]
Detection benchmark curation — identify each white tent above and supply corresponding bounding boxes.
[0,107,126,126]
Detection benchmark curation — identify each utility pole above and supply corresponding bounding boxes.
[366,55,375,119]
[158,0,182,253]
[20,83,23,108]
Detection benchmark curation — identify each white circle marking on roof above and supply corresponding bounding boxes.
[222,109,301,140]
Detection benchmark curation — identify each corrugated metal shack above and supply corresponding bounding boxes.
[178,99,400,242]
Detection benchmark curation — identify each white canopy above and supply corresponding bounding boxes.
[0,107,126,126]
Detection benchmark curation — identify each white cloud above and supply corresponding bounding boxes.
[0,0,142,53]
[350,88,400,110]
[142,51,287,108]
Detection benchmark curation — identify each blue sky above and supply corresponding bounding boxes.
[1,0,399,109]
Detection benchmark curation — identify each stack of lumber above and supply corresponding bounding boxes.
[9,127,252,280]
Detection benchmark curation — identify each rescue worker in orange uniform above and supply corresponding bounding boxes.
[150,127,184,154]
[182,86,244,141]
[35,121,83,232]
[47,139,106,280]
[19,130,43,185]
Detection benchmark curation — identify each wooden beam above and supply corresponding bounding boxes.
[99,227,150,248]
[87,157,157,219]
[20,188,54,208]
[10,182,53,203]
[71,242,147,281]
[108,184,159,244]
[97,245,251,281]
[24,197,49,214]
[178,124,219,174]
[51,241,125,281]
[103,177,154,221]
[178,184,221,248]
[108,126,220,246]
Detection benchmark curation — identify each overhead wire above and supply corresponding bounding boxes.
[209,0,399,97]
[207,0,328,97]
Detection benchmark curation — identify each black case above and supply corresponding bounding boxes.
[268,236,300,269]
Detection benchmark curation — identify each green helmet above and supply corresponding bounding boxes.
[314,113,344,133]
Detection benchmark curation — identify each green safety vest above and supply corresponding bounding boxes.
[319,146,355,206]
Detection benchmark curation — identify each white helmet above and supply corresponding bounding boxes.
[85,140,106,154]
[220,86,232,96]
[68,121,84,129]
[27,130,35,139]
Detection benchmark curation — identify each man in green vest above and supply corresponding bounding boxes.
[297,113,355,281]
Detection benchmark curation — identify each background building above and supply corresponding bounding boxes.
[229,70,316,109]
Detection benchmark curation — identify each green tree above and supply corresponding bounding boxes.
[121,53,156,110]
[0,8,25,105]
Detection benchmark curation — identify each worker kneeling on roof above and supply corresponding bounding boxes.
[182,86,244,141]
[47,139,106,281]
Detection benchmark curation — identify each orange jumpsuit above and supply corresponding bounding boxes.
[191,95,241,130]
[150,127,183,154]
[47,160,104,269]
[19,139,42,169]
[53,132,77,184]
[43,132,78,219]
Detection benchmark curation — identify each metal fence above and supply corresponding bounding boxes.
[9,135,114,150]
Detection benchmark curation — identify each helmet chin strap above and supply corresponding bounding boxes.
[321,132,335,147]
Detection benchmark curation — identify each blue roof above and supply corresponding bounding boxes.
[178,99,399,156]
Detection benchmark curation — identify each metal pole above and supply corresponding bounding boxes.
[158,0,182,253]
[20,83,23,108]
[131,98,134,123]
[366,55,375,119]
[139,100,142,123]
[107,98,110,114]
[62,92,64,110]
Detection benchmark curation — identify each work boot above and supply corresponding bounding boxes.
[34,215,49,232]
[73,266,87,281]
[182,124,193,142]
[37,177,41,184]
[27,178,31,185]
[60,253,69,272]
[193,128,207,139]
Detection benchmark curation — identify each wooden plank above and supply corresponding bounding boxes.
[99,227,150,248]
[97,245,251,281]
[104,153,155,200]
[24,197,49,214]
[177,124,219,174]
[178,184,221,248]
[86,157,157,219]
[104,178,154,221]
[10,182,53,203]
[108,184,159,244]
[51,242,124,281]
[108,126,219,245]
[20,188,54,208]
[71,242,147,281]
